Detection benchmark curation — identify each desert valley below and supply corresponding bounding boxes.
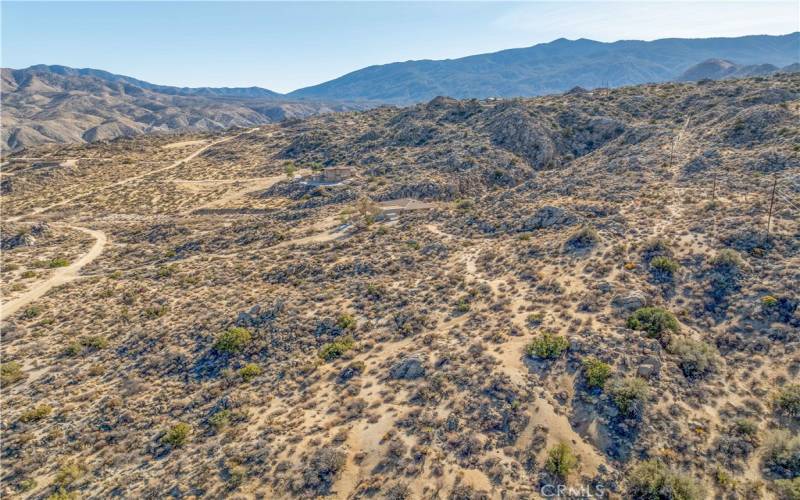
[1,69,798,499]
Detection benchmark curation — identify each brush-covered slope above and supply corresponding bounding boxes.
[290,32,800,103]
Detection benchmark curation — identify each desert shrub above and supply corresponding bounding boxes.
[627,307,679,341]
[214,327,251,354]
[336,313,357,331]
[773,478,800,500]
[565,226,599,250]
[711,249,744,270]
[455,199,474,210]
[143,304,168,319]
[627,460,705,499]
[48,488,78,500]
[21,270,36,279]
[162,422,192,447]
[667,337,720,378]
[239,363,262,382]
[20,404,53,423]
[650,256,679,281]
[209,410,232,431]
[526,312,544,326]
[708,249,745,302]
[545,443,578,479]
[581,357,613,388]
[300,446,346,493]
[54,462,85,488]
[773,384,800,418]
[642,238,672,262]
[607,377,649,417]
[1,361,24,385]
[64,341,83,357]
[81,336,108,350]
[48,258,69,268]
[715,418,760,463]
[319,336,355,361]
[763,430,800,478]
[762,295,779,308]
[526,331,569,359]
[23,306,42,319]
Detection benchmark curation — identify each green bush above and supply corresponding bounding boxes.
[209,410,231,432]
[526,331,569,359]
[581,357,613,388]
[545,443,578,479]
[162,422,192,447]
[214,327,251,354]
[48,258,70,268]
[20,404,53,423]
[143,304,168,319]
[763,430,800,477]
[336,313,357,331]
[319,336,355,361]
[773,477,800,500]
[239,363,262,382]
[667,337,720,378]
[607,377,649,417]
[627,460,705,500]
[54,462,85,488]
[650,256,679,278]
[1,361,24,385]
[627,307,679,340]
[23,306,43,319]
[526,312,544,326]
[711,249,743,270]
[773,384,800,418]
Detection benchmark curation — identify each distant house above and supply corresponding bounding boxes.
[300,165,356,186]
[321,166,355,183]
[377,198,437,217]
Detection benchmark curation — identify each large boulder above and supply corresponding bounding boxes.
[389,356,426,380]
[521,206,576,231]
[611,290,647,313]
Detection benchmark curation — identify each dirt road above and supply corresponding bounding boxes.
[1,226,107,321]
[5,132,250,222]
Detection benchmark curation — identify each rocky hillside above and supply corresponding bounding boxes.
[679,58,799,81]
[1,74,798,499]
[1,66,369,152]
[289,32,800,103]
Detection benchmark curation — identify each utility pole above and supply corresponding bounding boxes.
[766,175,777,237]
[712,171,717,201]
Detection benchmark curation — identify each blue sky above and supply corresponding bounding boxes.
[2,1,798,93]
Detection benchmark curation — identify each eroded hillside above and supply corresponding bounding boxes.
[1,75,799,499]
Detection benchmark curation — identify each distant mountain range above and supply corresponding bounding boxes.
[1,66,368,151]
[289,32,800,103]
[3,32,798,151]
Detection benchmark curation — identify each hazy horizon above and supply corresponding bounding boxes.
[3,1,799,93]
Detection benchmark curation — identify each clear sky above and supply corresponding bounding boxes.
[2,1,798,93]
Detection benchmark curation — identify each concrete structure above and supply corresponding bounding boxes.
[377,198,437,217]
[321,166,355,183]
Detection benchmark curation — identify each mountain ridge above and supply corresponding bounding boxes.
[289,32,800,103]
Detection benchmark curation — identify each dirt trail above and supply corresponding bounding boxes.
[1,226,107,320]
[6,132,251,222]
[183,168,309,215]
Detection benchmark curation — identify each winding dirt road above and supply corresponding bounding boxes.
[5,132,248,223]
[1,226,107,320]
[2,133,257,319]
